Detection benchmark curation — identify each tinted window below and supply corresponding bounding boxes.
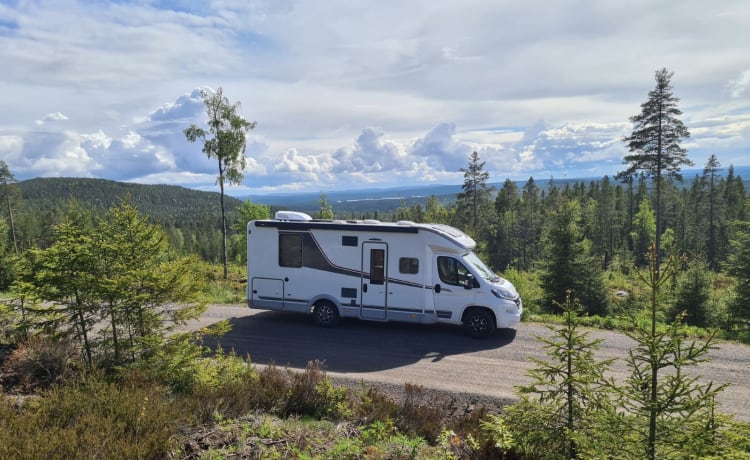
[399,257,419,274]
[279,233,303,267]
[370,248,385,285]
[437,256,471,286]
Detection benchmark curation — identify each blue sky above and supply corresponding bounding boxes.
[1,0,748,196]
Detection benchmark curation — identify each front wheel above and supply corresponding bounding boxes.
[313,301,340,327]
[462,309,496,338]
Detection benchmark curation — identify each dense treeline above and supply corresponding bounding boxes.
[13,177,243,261]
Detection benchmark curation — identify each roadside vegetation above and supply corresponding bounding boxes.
[2,72,750,458]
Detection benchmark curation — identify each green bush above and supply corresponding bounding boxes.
[503,267,543,316]
[0,373,181,459]
[282,360,353,419]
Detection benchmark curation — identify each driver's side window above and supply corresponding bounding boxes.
[437,256,471,286]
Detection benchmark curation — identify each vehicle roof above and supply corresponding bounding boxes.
[251,218,476,251]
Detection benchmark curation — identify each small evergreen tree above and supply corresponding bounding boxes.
[668,257,713,328]
[630,197,656,266]
[603,243,726,459]
[423,195,449,224]
[21,203,100,367]
[317,192,335,219]
[540,198,610,316]
[506,292,613,459]
[19,200,206,368]
[726,221,750,326]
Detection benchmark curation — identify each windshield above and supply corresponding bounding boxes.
[463,252,500,282]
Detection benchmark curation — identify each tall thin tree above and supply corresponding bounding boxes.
[185,88,256,278]
[617,68,692,277]
[457,150,494,235]
[0,161,19,256]
[702,155,722,269]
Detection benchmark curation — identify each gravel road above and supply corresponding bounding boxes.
[188,304,750,422]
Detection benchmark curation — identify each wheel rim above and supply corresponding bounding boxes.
[318,305,334,323]
[469,314,488,335]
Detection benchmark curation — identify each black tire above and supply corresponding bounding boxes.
[462,308,496,338]
[313,301,340,327]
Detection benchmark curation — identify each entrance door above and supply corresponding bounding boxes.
[361,241,388,319]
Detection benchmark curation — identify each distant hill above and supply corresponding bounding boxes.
[18,177,242,228]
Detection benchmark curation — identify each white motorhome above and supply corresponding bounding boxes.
[246,211,522,337]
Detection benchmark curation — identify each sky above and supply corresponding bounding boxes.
[1,0,749,197]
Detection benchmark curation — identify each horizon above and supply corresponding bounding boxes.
[18,165,750,200]
[1,1,748,195]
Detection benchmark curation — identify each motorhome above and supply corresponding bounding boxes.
[246,211,522,337]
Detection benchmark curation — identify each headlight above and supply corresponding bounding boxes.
[491,288,516,300]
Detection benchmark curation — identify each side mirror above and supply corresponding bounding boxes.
[463,273,474,290]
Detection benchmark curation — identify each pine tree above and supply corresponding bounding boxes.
[19,200,206,368]
[518,177,542,270]
[726,222,750,325]
[21,202,100,367]
[630,197,656,266]
[604,243,726,459]
[540,198,610,316]
[317,193,335,219]
[506,292,613,459]
[702,155,723,269]
[423,195,449,224]
[0,161,19,256]
[456,151,495,237]
[668,257,713,328]
[618,68,692,277]
[185,87,256,279]
[492,179,520,270]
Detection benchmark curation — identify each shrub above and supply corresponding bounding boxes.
[0,373,182,459]
[283,360,352,419]
[1,336,80,391]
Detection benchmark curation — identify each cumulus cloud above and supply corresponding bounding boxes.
[512,121,629,176]
[411,122,473,172]
[16,130,99,177]
[332,127,408,173]
[147,88,208,122]
[3,88,264,187]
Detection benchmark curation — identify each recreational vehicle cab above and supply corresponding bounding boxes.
[246,211,522,338]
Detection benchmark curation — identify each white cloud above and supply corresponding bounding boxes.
[35,112,69,126]
[728,70,750,98]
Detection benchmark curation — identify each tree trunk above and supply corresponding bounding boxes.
[218,162,228,279]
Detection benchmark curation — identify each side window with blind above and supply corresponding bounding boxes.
[279,233,303,267]
[399,257,419,274]
[370,248,385,285]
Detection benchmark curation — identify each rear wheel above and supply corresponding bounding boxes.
[462,308,495,338]
[313,301,340,327]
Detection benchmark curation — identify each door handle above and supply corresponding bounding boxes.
[363,283,368,293]
[434,284,441,294]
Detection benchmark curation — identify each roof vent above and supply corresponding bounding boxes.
[275,211,313,221]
